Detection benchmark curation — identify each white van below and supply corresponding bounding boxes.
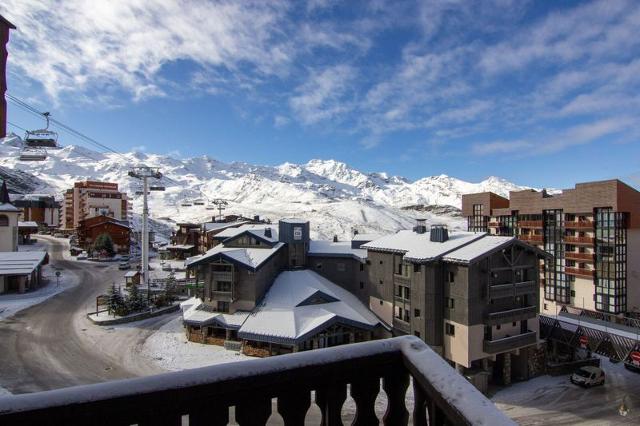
[570,366,605,387]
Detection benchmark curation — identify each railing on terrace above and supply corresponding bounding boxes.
[564,252,595,262]
[565,267,595,278]
[564,236,594,245]
[564,221,594,229]
[518,234,543,243]
[486,306,537,325]
[0,336,514,426]
[483,331,537,354]
[518,220,543,228]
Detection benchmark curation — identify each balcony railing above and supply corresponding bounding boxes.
[564,236,594,245]
[518,234,543,243]
[488,221,500,227]
[565,267,595,278]
[565,221,594,229]
[518,220,543,228]
[211,290,234,302]
[0,336,515,426]
[515,280,537,296]
[564,252,594,262]
[212,270,234,282]
[483,331,537,354]
[487,306,537,325]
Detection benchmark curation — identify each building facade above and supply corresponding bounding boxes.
[13,194,61,228]
[61,181,130,230]
[462,179,640,317]
[76,215,131,254]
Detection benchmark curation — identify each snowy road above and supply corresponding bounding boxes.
[0,236,168,394]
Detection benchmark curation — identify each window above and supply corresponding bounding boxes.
[445,323,455,336]
[543,303,548,310]
[379,260,383,265]
[404,286,411,300]
[446,298,455,309]
[379,280,383,285]
[447,271,455,283]
[496,324,501,330]
[0,215,8,227]
[570,290,576,297]
[413,264,420,273]
[414,309,421,317]
[512,322,516,327]
[360,281,364,289]
[359,264,364,272]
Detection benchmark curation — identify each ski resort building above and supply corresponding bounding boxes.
[462,179,640,318]
[0,181,48,293]
[12,194,61,228]
[76,215,131,254]
[60,181,130,231]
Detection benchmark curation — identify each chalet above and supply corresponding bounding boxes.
[76,215,131,254]
[12,194,61,228]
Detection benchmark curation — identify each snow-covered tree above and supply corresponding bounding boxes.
[108,283,128,316]
[126,283,147,313]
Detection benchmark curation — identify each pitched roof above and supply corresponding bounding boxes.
[214,224,279,243]
[442,236,515,264]
[0,251,47,275]
[185,242,284,271]
[238,270,385,344]
[0,180,13,204]
[308,240,367,261]
[362,230,485,262]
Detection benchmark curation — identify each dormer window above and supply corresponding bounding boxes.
[0,215,8,226]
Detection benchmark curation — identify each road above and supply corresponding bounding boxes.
[0,236,171,394]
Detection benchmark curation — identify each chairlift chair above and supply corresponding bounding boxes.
[193,199,205,206]
[24,112,59,148]
[149,185,165,192]
[19,147,47,161]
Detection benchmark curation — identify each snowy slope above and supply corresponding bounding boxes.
[0,134,532,239]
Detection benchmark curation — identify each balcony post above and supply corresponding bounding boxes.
[382,370,410,425]
[277,391,311,425]
[412,379,428,426]
[316,382,347,426]
[350,377,380,425]
[188,406,229,426]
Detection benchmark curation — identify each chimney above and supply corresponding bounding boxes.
[264,228,272,238]
[413,218,427,234]
[353,229,359,236]
[430,224,449,243]
[254,215,260,221]
[333,235,338,242]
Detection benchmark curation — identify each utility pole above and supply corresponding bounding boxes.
[128,166,162,306]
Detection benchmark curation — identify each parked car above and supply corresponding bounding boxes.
[118,262,131,270]
[570,366,605,387]
[120,255,130,262]
[77,252,88,260]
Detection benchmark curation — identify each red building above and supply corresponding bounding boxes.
[0,14,15,139]
[77,215,131,255]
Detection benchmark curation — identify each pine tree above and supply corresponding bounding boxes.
[93,233,115,257]
[127,283,147,313]
[108,283,128,316]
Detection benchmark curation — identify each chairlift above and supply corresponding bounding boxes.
[19,147,47,161]
[180,201,193,207]
[149,185,165,192]
[24,112,59,148]
[193,199,205,206]
[205,204,215,210]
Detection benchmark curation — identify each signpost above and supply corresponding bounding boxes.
[55,270,61,287]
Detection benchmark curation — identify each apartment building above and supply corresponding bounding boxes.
[462,179,640,317]
[61,181,130,230]
[361,221,547,385]
[12,194,60,228]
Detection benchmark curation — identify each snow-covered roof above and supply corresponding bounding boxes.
[0,251,47,275]
[279,218,308,224]
[0,203,19,212]
[166,244,195,250]
[203,220,249,232]
[362,230,486,262]
[443,236,515,264]
[182,300,250,329]
[308,240,366,261]
[352,233,382,242]
[185,242,284,271]
[18,221,38,228]
[238,270,385,344]
[124,271,139,277]
[214,224,279,243]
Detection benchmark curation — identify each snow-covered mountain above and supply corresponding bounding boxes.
[0,134,531,239]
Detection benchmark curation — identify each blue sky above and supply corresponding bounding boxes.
[2,0,639,188]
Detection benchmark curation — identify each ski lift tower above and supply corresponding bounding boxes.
[128,166,162,305]
[212,198,228,222]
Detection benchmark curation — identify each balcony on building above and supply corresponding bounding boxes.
[518,220,543,229]
[483,330,537,354]
[563,236,594,245]
[564,252,595,262]
[565,267,596,278]
[518,234,543,244]
[0,336,514,425]
[486,306,537,326]
[564,221,594,230]
[488,280,537,299]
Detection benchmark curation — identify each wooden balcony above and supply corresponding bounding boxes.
[565,267,596,279]
[0,336,515,426]
[488,281,536,299]
[210,290,234,302]
[518,234,543,244]
[564,252,594,262]
[484,331,537,354]
[518,220,543,228]
[564,236,594,245]
[565,221,594,230]
[488,221,500,227]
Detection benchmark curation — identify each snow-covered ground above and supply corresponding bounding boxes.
[0,243,79,320]
[141,316,249,370]
[492,356,640,425]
